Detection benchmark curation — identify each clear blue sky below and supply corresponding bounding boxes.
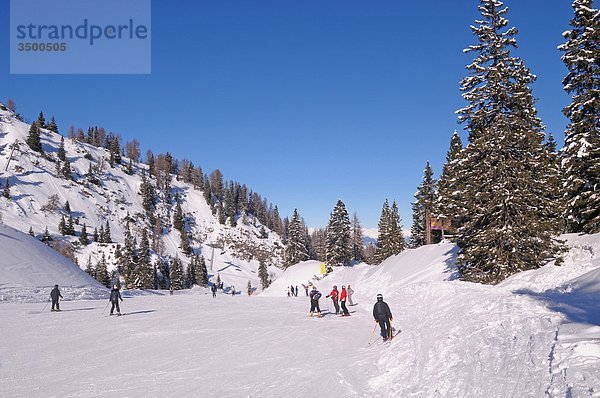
[0,0,573,228]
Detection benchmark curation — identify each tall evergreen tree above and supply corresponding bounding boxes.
[103,221,112,243]
[46,116,58,133]
[120,225,136,284]
[455,0,561,284]
[325,199,352,266]
[79,223,89,245]
[42,227,52,244]
[351,212,365,262]
[36,111,46,128]
[180,231,192,255]
[173,197,184,232]
[285,209,309,267]
[66,214,75,236]
[258,261,270,289]
[61,157,72,180]
[375,199,405,264]
[85,255,94,278]
[57,136,66,161]
[410,162,437,248]
[169,256,184,290]
[136,229,153,289]
[58,216,67,235]
[389,200,405,254]
[26,122,43,153]
[436,131,465,230]
[559,0,600,233]
[194,255,209,287]
[96,252,111,288]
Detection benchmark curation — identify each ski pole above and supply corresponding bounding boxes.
[389,319,393,340]
[41,296,51,312]
[367,321,380,346]
[101,300,110,316]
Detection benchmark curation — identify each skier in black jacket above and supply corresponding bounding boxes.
[373,294,393,341]
[109,285,123,316]
[50,284,63,311]
[211,284,217,298]
[309,286,322,318]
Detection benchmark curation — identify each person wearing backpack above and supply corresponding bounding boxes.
[309,286,322,318]
[373,294,393,341]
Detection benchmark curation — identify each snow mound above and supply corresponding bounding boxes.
[356,241,458,302]
[260,260,323,296]
[499,232,600,293]
[0,224,106,302]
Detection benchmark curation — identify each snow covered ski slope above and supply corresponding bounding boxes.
[1,234,598,397]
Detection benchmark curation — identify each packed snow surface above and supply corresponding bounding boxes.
[1,234,599,397]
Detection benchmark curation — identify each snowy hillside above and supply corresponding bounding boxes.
[0,104,284,292]
[260,235,600,397]
[0,223,106,302]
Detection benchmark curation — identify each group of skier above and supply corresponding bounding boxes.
[308,284,394,341]
[325,284,353,316]
[49,284,124,315]
[49,280,394,340]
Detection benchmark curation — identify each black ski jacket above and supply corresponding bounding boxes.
[309,290,322,301]
[109,289,123,303]
[50,287,63,301]
[373,300,392,320]
[211,285,217,292]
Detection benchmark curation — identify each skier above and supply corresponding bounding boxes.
[170,286,173,296]
[295,286,298,297]
[303,284,309,296]
[309,286,322,318]
[347,284,354,306]
[340,286,350,316]
[211,284,217,298]
[290,285,295,297]
[231,286,235,296]
[373,294,393,341]
[109,285,123,316]
[326,285,340,315]
[50,284,63,312]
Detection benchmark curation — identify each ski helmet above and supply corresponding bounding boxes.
[54,284,58,288]
[377,294,383,300]
[333,285,337,289]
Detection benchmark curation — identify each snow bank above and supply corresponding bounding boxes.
[260,260,322,296]
[0,224,106,302]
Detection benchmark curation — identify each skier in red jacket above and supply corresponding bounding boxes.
[326,285,340,315]
[340,286,350,316]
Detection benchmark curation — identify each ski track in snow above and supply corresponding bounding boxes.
[0,295,382,398]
